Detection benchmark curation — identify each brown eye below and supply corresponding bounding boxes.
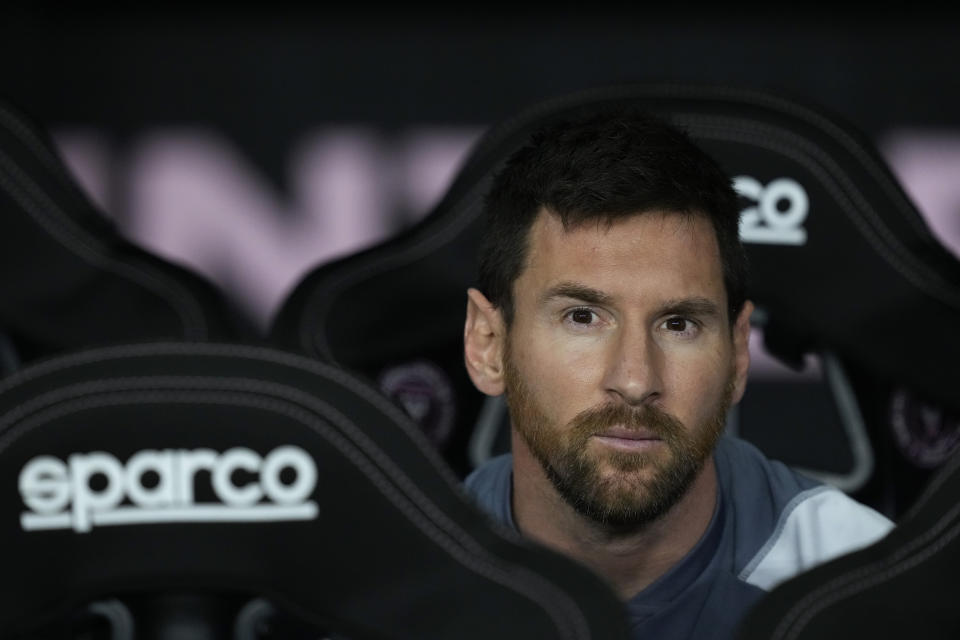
[570,308,594,324]
[665,317,688,332]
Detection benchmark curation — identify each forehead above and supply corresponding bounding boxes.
[517,209,726,304]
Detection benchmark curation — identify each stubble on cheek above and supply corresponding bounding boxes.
[503,342,734,531]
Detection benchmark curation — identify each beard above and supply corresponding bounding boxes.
[503,344,734,535]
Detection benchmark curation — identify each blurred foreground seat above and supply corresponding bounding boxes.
[737,445,960,639]
[0,341,628,640]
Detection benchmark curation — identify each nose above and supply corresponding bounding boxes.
[602,323,663,406]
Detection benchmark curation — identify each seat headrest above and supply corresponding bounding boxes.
[0,342,628,639]
[0,97,254,371]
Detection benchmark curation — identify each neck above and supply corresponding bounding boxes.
[511,433,719,600]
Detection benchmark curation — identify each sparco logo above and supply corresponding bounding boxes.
[734,176,809,246]
[18,446,318,533]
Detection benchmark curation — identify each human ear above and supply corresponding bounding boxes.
[730,300,754,405]
[463,287,506,396]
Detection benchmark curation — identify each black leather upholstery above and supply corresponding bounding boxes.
[0,97,256,376]
[0,342,629,640]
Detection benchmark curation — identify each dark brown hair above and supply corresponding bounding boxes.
[477,107,748,326]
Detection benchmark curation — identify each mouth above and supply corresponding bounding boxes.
[591,427,663,451]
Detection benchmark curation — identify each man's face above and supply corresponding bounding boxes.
[502,210,749,532]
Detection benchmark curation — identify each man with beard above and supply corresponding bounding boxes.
[461,108,893,639]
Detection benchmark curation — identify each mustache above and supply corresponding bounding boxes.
[567,401,686,442]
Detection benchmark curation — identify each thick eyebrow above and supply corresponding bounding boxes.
[655,297,722,320]
[540,281,614,306]
[540,285,722,321]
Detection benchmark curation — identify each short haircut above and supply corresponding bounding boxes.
[477,107,748,327]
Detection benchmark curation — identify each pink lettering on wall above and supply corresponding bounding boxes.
[880,129,960,260]
[53,126,482,330]
[51,125,960,382]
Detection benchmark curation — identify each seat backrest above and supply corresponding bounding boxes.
[0,341,628,640]
[0,97,256,375]
[269,83,960,519]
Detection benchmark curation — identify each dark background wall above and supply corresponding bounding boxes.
[3,5,958,329]
[0,6,954,328]
[5,6,957,133]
